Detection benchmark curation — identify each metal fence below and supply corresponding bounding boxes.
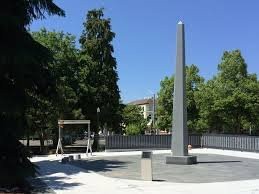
[106,134,259,152]
[105,134,201,150]
[201,134,259,152]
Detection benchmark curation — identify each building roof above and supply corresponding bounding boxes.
[128,98,153,105]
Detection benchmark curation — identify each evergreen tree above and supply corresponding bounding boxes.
[0,0,64,189]
[79,9,121,133]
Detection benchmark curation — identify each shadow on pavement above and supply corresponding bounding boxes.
[152,179,166,182]
[71,159,129,172]
[29,177,55,194]
[32,158,128,191]
[198,160,241,164]
[33,160,84,191]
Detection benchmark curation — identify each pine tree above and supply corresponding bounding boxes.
[79,9,121,133]
[0,0,64,189]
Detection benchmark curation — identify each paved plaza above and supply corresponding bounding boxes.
[31,149,259,194]
[73,153,259,183]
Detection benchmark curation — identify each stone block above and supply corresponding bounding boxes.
[166,155,197,165]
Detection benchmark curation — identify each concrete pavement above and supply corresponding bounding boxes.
[31,149,259,194]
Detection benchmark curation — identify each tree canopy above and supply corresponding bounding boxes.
[156,64,204,133]
[157,50,259,135]
[122,104,147,135]
[195,50,259,134]
[30,29,83,149]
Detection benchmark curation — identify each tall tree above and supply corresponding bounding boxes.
[195,50,259,134]
[186,65,205,131]
[0,0,64,189]
[194,78,222,133]
[31,29,83,149]
[156,76,174,131]
[79,9,121,133]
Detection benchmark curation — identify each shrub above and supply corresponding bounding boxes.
[125,124,144,135]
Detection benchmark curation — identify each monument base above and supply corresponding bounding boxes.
[166,155,197,165]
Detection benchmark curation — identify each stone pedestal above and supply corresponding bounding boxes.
[74,154,81,160]
[166,155,197,165]
[141,151,153,181]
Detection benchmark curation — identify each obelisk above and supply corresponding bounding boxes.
[166,21,197,165]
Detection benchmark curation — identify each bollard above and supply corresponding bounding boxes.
[68,155,74,162]
[61,157,69,164]
[74,154,81,160]
[141,151,153,181]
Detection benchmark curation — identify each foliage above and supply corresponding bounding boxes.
[156,65,204,132]
[186,65,205,131]
[30,29,85,148]
[157,50,259,135]
[156,76,174,131]
[78,8,121,133]
[122,104,147,135]
[195,50,259,134]
[0,133,37,189]
[125,124,145,136]
[0,0,64,188]
[31,29,81,117]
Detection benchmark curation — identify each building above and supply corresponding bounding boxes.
[128,98,155,120]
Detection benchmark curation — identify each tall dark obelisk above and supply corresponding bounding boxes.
[166,21,197,165]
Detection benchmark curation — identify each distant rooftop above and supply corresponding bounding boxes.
[128,98,153,105]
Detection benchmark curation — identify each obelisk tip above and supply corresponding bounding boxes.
[178,21,183,24]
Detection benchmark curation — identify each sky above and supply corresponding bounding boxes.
[30,0,259,103]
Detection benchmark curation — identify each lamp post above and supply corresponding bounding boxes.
[148,90,156,134]
[97,107,100,132]
[92,107,101,151]
[152,94,157,134]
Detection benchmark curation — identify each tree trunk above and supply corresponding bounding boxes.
[39,129,45,153]
[26,128,30,147]
[235,115,241,134]
[92,133,99,152]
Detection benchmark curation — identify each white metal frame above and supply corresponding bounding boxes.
[56,120,92,156]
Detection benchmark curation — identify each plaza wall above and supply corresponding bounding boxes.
[105,134,259,152]
[201,134,259,152]
[105,134,201,150]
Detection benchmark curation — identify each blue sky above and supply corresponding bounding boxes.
[30,0,259,103]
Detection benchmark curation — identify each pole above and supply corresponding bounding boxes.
[93,107,100,151]
[56,124,63,155]
[59,124,61,140]
[152,94,156,134]
[97,111,100,132]
[86,123,92,156]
